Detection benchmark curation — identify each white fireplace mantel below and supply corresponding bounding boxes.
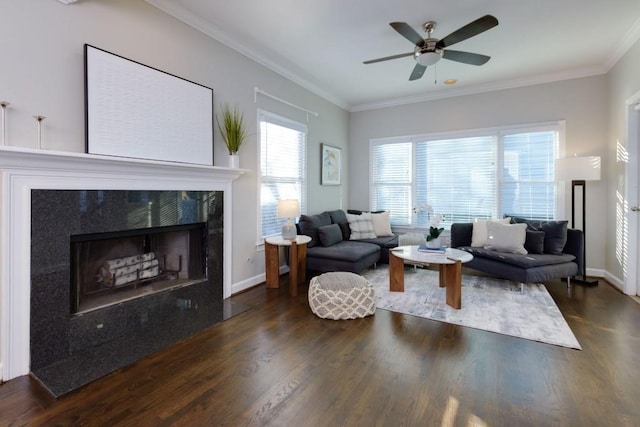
[0,146,244,381]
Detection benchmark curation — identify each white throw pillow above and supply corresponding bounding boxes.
[484,222,528,254]
[471,217,511,247]
[370,211,393,237]
[346,212,377,240]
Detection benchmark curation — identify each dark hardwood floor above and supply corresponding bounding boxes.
[1,269,639,426]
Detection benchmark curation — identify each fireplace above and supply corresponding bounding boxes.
[0,147,245,396]
[28,189,231,396]
[71,223,208,314]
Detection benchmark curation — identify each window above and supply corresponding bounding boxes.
[259,110,307,238]
[370,123,562,229]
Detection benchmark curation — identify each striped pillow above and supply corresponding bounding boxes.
[346,212,377,240]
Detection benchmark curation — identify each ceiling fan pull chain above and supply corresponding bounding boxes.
[434,63,438,85]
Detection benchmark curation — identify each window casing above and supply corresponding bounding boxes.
[370,122,563,229]
[259,110,307,239]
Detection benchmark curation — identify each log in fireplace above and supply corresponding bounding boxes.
[70,223,207,314]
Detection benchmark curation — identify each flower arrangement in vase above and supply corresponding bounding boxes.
[426,213,444,248]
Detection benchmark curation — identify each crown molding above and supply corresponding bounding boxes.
[603,16,640,72]
[348,66,608,112]
[145,0,349,110]
[146,0,639,114]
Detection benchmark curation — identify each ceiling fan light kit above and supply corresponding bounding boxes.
[415,49,442,66]
[364,15,499,81]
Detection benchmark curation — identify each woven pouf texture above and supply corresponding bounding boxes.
[308,272,376,320]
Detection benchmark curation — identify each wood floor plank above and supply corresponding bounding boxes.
[1,271,639,426]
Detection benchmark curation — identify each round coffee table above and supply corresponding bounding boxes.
[388,246,473,309]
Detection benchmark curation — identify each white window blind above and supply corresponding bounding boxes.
[370,123,561,229]
[371,142,413,225]
[259,111,307,238]
[502,130,558,220]
[415,136,496,228]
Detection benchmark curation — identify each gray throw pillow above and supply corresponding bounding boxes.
[510,217,568,255]
[338,222,351,240]
[317,223,343,247]
[327,209,348,224]
[524,230,545,254]
[484,222,528,254]
[298,212,331,248]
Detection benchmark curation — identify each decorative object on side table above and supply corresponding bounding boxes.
[426,213,444,249]
[555,155,601,286]
[321,143,341,185]
[277,199,300,240]
[217,103,247,168]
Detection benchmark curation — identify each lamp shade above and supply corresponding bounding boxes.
[277,199,300,219]
[554,156,601,182]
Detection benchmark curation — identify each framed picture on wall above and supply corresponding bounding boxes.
[85,44,214,166]
[321,143,341,185]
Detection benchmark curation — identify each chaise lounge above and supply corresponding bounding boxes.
[450,218,583,284]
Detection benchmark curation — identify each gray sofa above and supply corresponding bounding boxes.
[296,209,398,273]
[450,220,583,283]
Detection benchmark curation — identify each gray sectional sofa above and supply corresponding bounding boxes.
[450,219,583,283]
[296,209,398,273]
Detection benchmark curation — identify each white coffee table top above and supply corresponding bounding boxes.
[265,235,312,246]
[390,245,473,265]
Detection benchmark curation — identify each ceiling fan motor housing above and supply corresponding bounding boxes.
[414,38,442,66]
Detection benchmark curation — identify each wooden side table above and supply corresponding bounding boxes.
[264,235,311,296]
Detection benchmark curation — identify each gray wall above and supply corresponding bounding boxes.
[606,39,640,284]
[349,76,609,273]
[0,0,348,291]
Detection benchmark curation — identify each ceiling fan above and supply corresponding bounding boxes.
[363,15,499,81]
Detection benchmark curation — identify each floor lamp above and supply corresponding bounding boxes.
[555,156,601,286]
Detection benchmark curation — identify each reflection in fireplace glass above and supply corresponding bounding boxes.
[70,223,207,314]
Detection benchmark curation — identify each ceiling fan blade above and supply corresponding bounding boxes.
[390,22,425,46]
[363,52,414,64]
[409,63,427,81]
[436,15,498,49]
[442,49,491,65]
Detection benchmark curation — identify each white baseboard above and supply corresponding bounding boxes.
[230,265,290,295]
[603,270,624,292]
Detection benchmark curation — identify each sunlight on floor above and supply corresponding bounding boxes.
[441,395,459,427]
[441,396,487,427]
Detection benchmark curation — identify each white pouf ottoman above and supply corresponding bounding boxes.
[308,272,376,320]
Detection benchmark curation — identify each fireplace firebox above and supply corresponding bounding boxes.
[71,223,207,314]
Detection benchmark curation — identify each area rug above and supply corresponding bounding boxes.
[361,266,581,349]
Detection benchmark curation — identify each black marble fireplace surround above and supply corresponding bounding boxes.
[30,190,249,397]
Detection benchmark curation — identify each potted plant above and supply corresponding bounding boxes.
[217,104,247,168]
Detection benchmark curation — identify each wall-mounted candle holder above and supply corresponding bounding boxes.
[0,101,9,146]
[33,115,46,149]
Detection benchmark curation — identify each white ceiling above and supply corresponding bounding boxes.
[146,0,640,111]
